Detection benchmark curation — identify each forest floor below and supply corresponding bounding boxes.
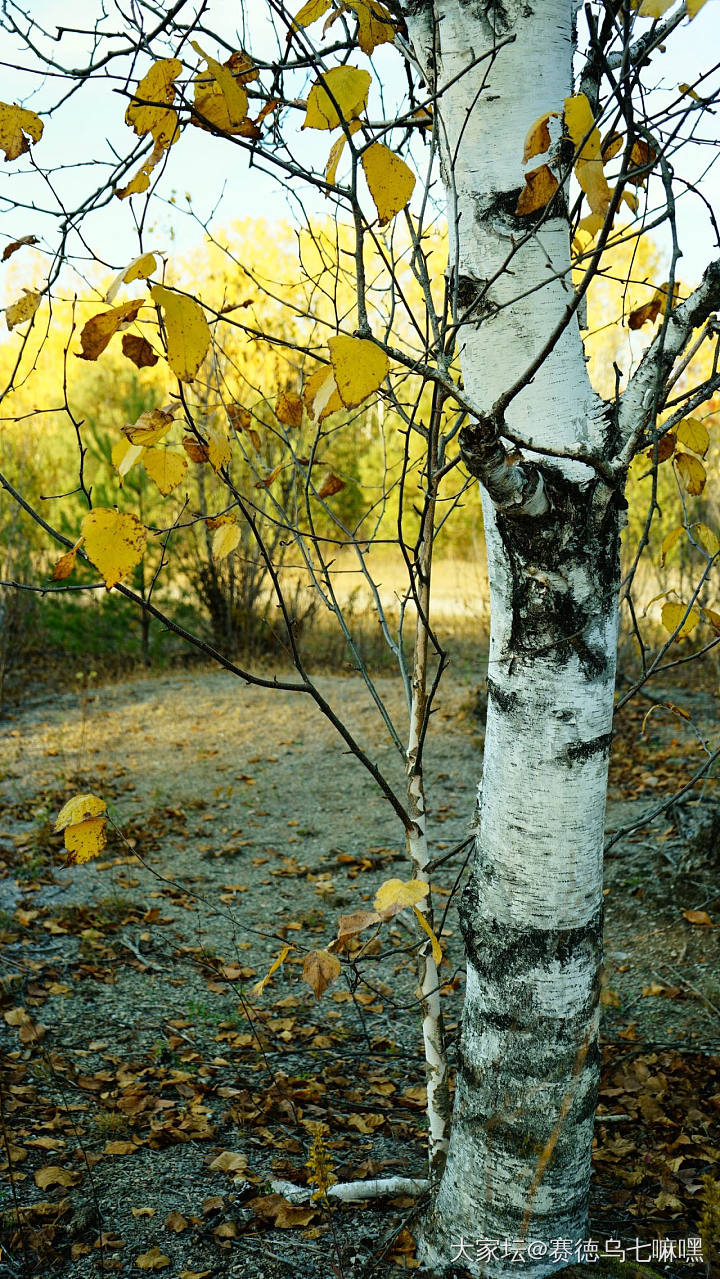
[0,662,719,1279]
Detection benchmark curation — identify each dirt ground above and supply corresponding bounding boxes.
[0,664,718,1278]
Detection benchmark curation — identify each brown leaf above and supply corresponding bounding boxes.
[51,546,79,582]
[182,436,210,463]
[207,1151,247,1174]
[35,1165,78,1189]
[164,1210,189,1232]
[316,471,346,499]
[336,910,381,943]
[515,164,559,216]
[302,949,342,998]
[522,111,558,163]
[136,1247,172,1271]
[644,432,675,463]
[122,333,159,368]
[628,138,656,186]
[682,909,714,926]
[2,234,39,261]
[247,1194,318,1229]
[78,300,143,361]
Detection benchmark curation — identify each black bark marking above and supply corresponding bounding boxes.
[563,731,613,764]
[485,675,519,713]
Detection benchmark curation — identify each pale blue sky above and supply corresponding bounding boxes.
[0,0,718,301]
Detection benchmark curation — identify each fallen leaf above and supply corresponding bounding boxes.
[682,909,714,926]
[247,1193,317,1228]
[207,1151,248,1173]
[164,1210,189,1231]
[35,1166,77,1189]
[136,1247,172,1271]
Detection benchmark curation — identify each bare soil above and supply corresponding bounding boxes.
[0,665,718,1279]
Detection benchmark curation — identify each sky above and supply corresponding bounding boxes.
[0,0,718,305]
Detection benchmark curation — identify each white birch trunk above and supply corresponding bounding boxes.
[403,1,622,1272]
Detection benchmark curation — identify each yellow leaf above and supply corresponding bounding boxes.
[65,817,108,865]
[345,0,396,55]
[150,284,211,382]
[112,437,145,480]
[34,1165,77,1189]
[675,417,709,457]
[564,93,612,217]
[523,111,558,163]
[303,66,371,131]
[572,212,605,255]
[690,522,719,557]
[136,1248,172,1272]
[704,607,720,634]
[302,950,342,998]
[125,59,182,144]
[361,143,415,225]
[601,130,624,162]
[675,451,706,496]
[294,0,333,24]
[252,945,292,997]
[81,508,147,590]
[0,101,43,160]
[374,878,429,920]
[515,164,559,216]
[211,518,242,560]
[115,138,168,201]
[328,335,389,408]
[143,448,188,496]
[303,364,343,421]
[5,290,41,331]
[123,408,175,446]
[412,905,442,964]
[276,391,304,427]
[686,0,707,16]
[325,133,347,185]
[660,525,684,566]
[106,253,157,303]
[78,299,143,361]
[55,793,107,832]
[661,601,701,638]
[635,0,674,14]
[206,422,231,471]
[191,42,250,133]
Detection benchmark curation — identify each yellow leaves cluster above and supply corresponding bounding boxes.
[191,44,259,138]
[0,101,43,160]
[294,0,396,54]
[55,794,108,865]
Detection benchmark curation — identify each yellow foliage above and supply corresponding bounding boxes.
[564,93,612,217]
[125,58,182,144]
[5,290,41,331]
[374,878,429,919]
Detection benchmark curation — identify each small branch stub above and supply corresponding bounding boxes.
[459,423,549,518]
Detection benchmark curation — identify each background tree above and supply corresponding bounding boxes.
[1,0,719,1273]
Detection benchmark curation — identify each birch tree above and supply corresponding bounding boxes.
[1,0,719,1274]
